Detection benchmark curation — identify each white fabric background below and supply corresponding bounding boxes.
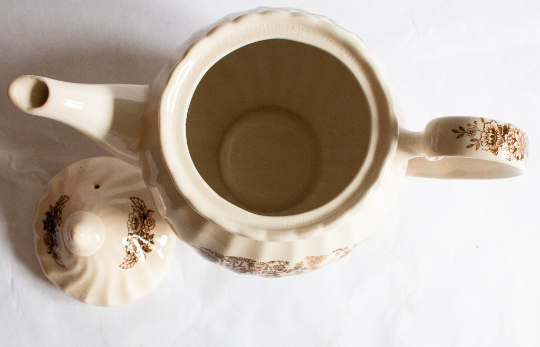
[1,1,539,346]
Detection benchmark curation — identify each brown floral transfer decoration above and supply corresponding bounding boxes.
[120,197,156,269]
[43,195,70,267]
[452,118,527,162]
[197,247,354,277]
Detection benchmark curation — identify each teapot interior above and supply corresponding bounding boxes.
[187,39,371,216]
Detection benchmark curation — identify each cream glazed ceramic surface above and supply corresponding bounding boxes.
[10,8,528,277]
[34,157,175,305]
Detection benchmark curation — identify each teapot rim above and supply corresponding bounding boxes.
[158,8,399,242]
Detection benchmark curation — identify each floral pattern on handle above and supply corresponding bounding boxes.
[120,197,156,269]
[451,118,527,162]
[43,195,70,267]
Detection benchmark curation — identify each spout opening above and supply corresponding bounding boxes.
[8,75,49,111]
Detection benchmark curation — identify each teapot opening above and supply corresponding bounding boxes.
[186,39,372,216]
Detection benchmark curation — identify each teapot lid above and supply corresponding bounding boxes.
[33,157,176,306]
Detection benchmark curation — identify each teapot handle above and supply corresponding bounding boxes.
[399,117,528,179]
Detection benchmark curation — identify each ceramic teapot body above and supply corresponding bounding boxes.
[9,8,528,276]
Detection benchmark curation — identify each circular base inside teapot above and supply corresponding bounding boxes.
[219,107,320,213]
[186,39,371,218]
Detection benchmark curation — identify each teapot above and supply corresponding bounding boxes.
[8,8,528,277]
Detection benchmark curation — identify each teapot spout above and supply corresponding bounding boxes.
[8,75,148,166]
